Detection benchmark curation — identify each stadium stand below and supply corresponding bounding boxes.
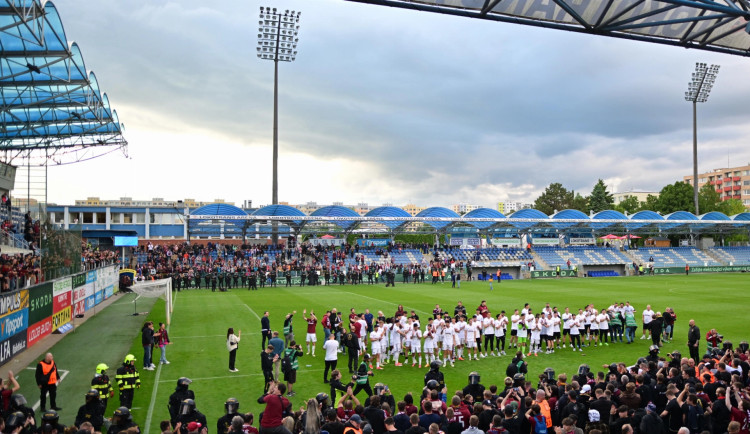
[708,246,750,265]
[627,247,721,267]
[533,246,631,267]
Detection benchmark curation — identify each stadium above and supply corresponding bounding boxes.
[1,2,750,434]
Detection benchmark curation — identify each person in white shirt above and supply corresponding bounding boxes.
[482,315,495,357]
[567,312,582,351]
[391,322,403,366]
[573,309,586,351]
[583,307,593,344]
[370,324,383,370]
[552,312,562,349]
[410,323,423,367]
[495,312,508,356]
[423,320,435,364]
[517,313,529,354]
[561,308,572,348]
[510,309,521,349]
[597,309,610,346]
[641,305,655,339]
[544,313,555,354]
[465,317,478,361]
[455,317,466,361]
[589,306,600,347]
[442,318,456,367]
[528,314,542,356]
[323,333,340,382]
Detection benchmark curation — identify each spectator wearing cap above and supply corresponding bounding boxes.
[460,415,483,434]
[477,399,496,432]
[344,415,363,434]
[584,409,609,434]
[639,403,665,434]
[187,422,205,434]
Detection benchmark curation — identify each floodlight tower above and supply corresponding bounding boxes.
[257,7,300,245]
[684,62,719,216]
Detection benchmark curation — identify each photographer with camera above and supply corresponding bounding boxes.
[282,340,303,397]
[706,329,723,351]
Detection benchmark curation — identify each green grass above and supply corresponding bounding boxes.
[13,273,750,434]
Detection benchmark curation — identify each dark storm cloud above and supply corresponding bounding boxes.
[59,0,750,205]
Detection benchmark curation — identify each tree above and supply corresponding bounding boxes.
[614,195,640,215]
[698,182,722,214]
[718,199,746,216]
[588,179,614,213]
[655,182,694,214]
[533,183,574,215]
[571,192,589,214]
[639,194,660,212]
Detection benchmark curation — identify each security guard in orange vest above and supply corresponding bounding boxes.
[115,354,141,409]
[35,353,60,412]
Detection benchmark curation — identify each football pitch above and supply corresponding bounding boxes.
[12,273,750,434]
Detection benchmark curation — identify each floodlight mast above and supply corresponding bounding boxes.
[684,62,719,216]
[257,7,300,245]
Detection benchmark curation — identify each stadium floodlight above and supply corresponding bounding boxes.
[684,62,719,216]
[258,6,301,245]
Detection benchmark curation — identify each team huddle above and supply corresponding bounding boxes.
[302,300,658,371]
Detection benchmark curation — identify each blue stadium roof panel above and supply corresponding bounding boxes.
[365,206,411,229]
[416,207,460,229]
[591,210,628,229]
[192,203,248,217]
[551,209,589,229]
[310,205,360,230]
[628,210,664,230]
[0,0,127,163]
[462,208,505,229]
[508,208,547,229]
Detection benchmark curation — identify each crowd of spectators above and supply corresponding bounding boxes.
[0,251,40,292]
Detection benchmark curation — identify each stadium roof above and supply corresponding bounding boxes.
[0,0,127,165]
[345,0,750,57]
[185,205,750,235]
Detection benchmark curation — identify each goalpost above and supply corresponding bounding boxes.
[130,278,173,324]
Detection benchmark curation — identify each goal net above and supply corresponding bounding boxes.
[130,278,173,324]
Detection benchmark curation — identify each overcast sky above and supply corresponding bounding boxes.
[44,0,750,208]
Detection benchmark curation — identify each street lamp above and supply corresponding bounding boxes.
[258,6,301,245]
[684,62,719,216]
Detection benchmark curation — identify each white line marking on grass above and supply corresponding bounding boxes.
[145,293,177,434]
[338,290,431,316]
[30,370,69,411]
[243,303,261,320]
[158,368,324,383]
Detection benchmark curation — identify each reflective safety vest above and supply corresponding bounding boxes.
[356,362,369,385]
[39,361,57,384]
[116,365,141,390]
[537,399,553,428]
[91,374,112,399]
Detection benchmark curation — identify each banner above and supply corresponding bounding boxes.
[73,300,86,317]
[356,239,389,247]
[104,285,114,299]
[653,265,750,274]
[0,309,28,341]
[95,291,103,305]
[531,270,578,278]
[492,238,521,246]
[28,282,53,325]
[72,272,86,289]
[0,330,27,367]
[0,290,28,319]
[53,289,71,312]
[53,277,72,296]
[569,237,596,245]
[52,306,71,330]
[85,295,96,312]
[531,238,559,245]
[27,318,52,347]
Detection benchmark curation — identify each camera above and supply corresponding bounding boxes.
[374,383,389,395]
[723,341,733,351]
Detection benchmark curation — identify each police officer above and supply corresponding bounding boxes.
[169,378,195,425]
[216,398,240,434]
[177,399,208,434]
[107,407,140,434]
[424,361,445,390]
[343,327,360,374]
[40,410,66,434]
[8,395,35,434]
[462,372,485,403]
[4,411,30,434]
[74,390,105,431]
[646,345,660,364]
[115,354,141,409]
[92,363,114,410]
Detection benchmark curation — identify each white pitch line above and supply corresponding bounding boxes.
[144,292,177,434]
[158,368,324,383]
[28,369,69,411]
[243,303,261,321]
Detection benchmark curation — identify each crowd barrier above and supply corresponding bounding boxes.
[0,264,120,367]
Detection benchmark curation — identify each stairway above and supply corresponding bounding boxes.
[529,251,550,270]
[702,249,728,265]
